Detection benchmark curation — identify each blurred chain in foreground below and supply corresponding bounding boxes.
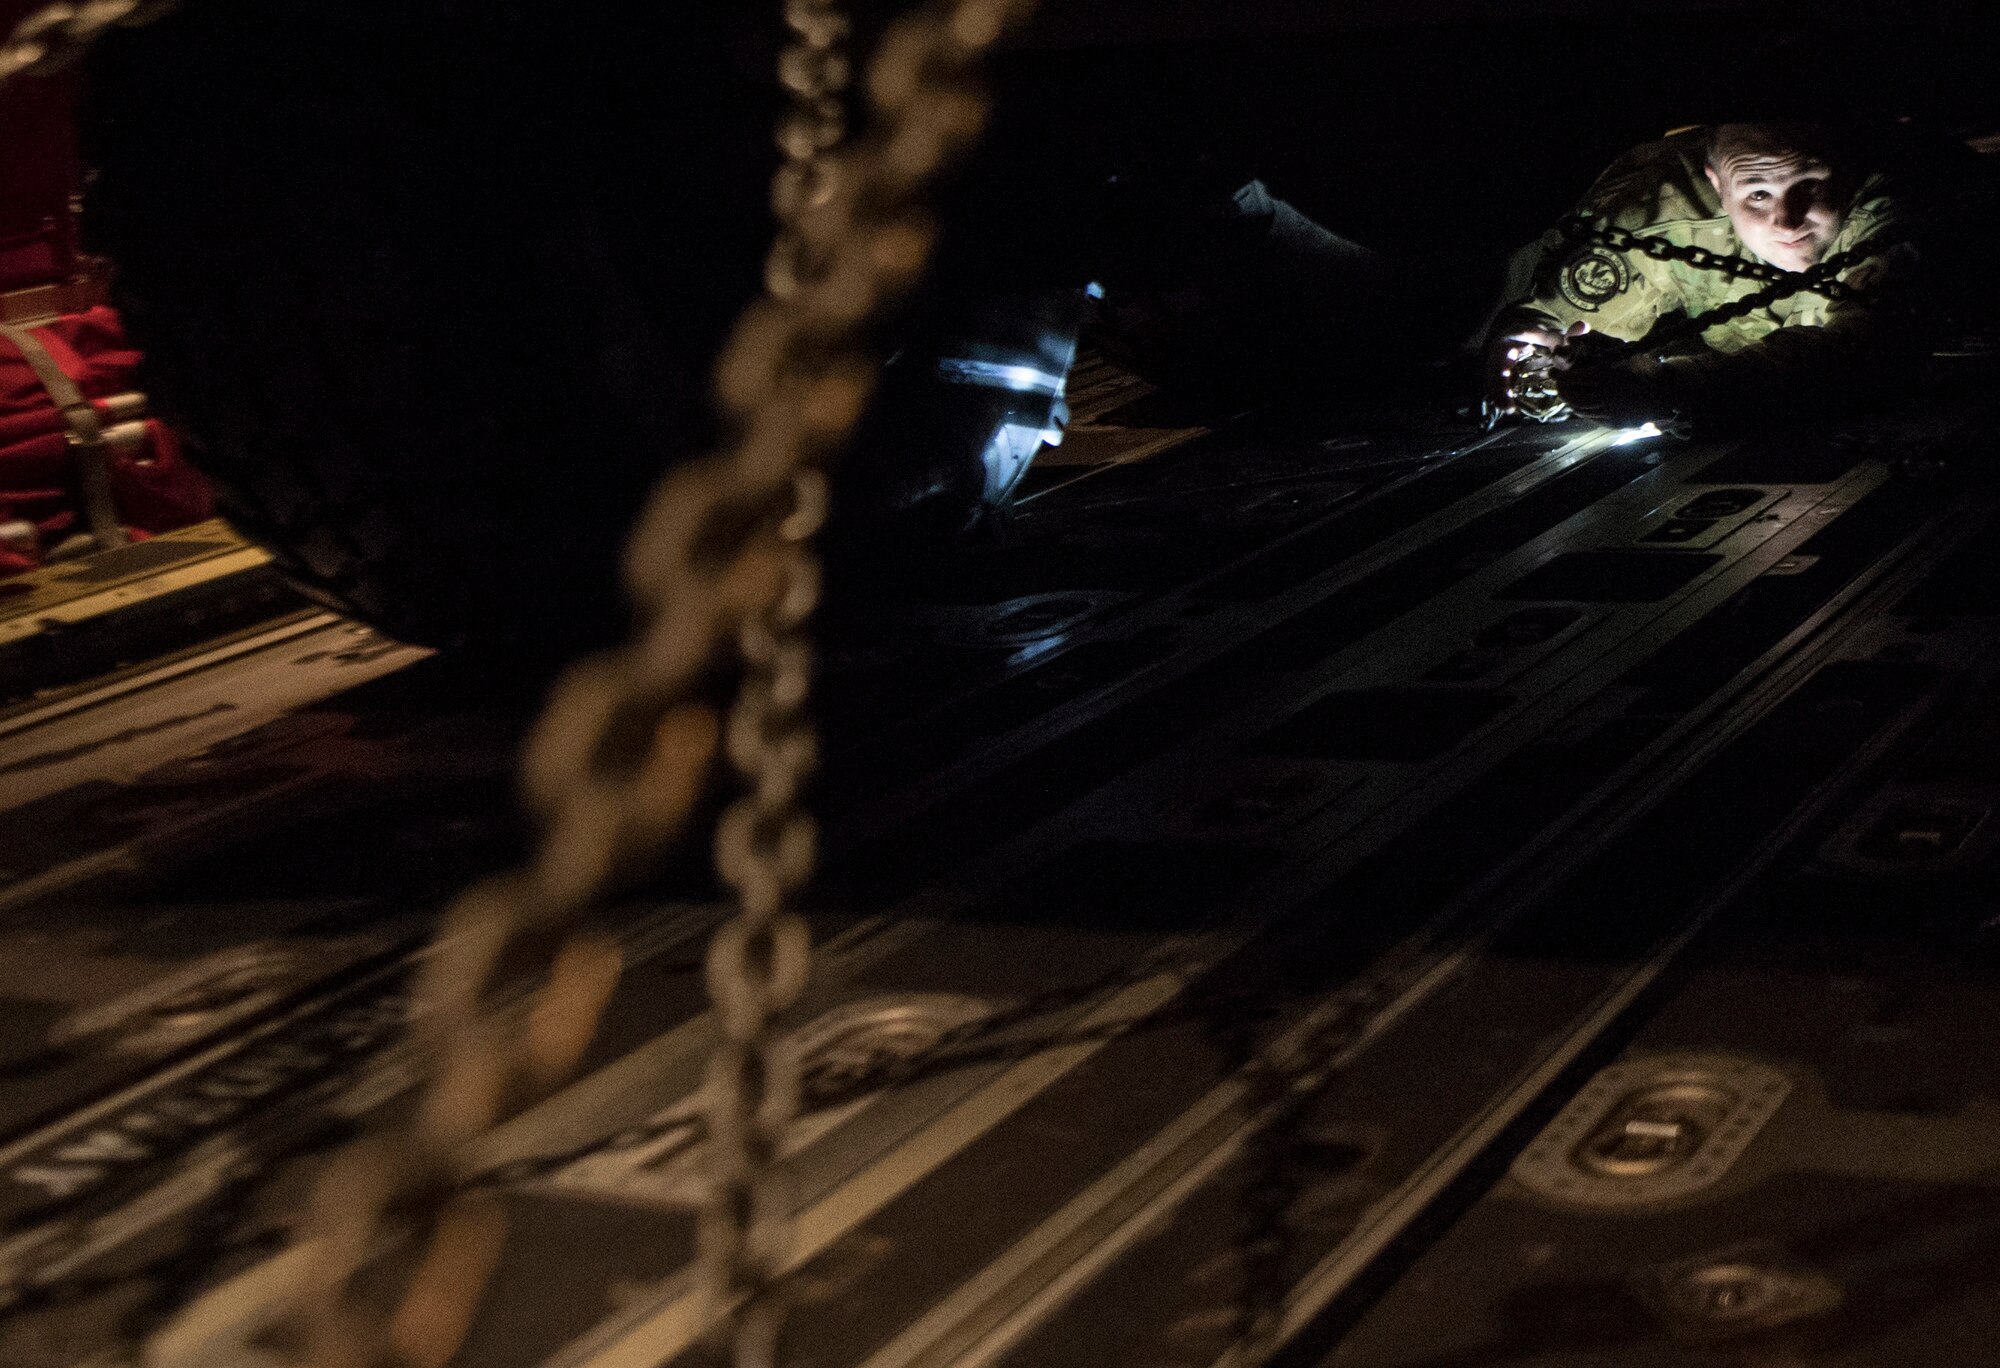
[696,2,851,1366]
[696,3,1039,1362]
[0,0,177,86]
[295,1,1037,1366]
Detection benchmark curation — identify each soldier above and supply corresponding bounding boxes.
[1482,122,1938,430]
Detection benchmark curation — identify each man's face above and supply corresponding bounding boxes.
[1704,138,1846,272]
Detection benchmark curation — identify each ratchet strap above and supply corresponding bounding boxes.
[0,319,135,549]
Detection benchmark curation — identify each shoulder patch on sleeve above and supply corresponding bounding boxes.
[1558,249,1631,312]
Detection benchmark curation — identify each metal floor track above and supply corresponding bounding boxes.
[2,375,1998,1368]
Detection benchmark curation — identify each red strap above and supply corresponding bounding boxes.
[0,321,128,547]
[28,321,91,387]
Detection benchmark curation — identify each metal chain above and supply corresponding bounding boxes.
[696,7,1037,1362]
[1635,229,1911,352]
[294,2,1037,1367]
[0,0,178,87]
[1504,216,1915,423]
[0,954,1174,1363]
[1552,213,1917,355]
[695,3,849,1365]
[1555,214,1861,298]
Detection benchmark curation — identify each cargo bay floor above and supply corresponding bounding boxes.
[3,347,2000,1367]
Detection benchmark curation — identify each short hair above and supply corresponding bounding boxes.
[1703,122,1837,172]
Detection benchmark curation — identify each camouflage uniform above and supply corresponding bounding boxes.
[1492,129,1926,423]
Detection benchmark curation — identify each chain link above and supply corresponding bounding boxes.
[1502,214,1915,423]
[294,2,1037,1367]
[0,0,177,88]
[1556,214,1853,296]
[1641,230,1910,350]
[695,5,849,1365]
[1553,212,1908,352]
[0,954,1180,1364]
[696,5,1038,1361]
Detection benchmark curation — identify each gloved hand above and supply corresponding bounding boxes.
[1481,319,1586,426]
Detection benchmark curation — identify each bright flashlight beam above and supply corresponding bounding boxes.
[936,358,1066,395]
[1610,422,1664,447]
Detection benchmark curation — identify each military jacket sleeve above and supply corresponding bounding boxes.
[1491,132,1722,345]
